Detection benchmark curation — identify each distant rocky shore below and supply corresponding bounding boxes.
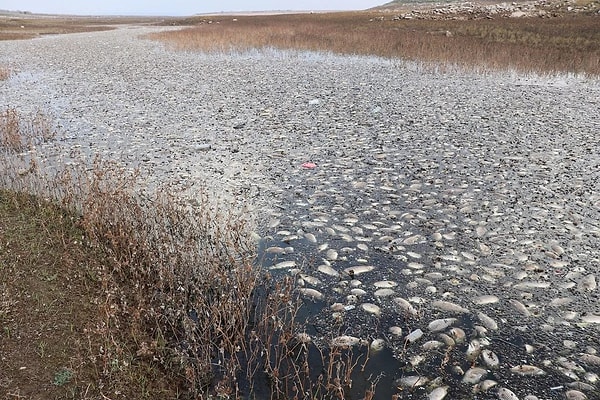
[374,0,600,19]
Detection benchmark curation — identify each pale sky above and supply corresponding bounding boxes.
[1,0,385,16]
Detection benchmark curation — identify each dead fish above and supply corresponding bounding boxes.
[374,280,398,288]
[449,327,466,343]
[394,297,418,317]
[370,338,385,352]
[462,367,488,384]
[549,297,574,307]
[580,353,600,366]
[579,274,597,292]
[270,260,296,270]
[343,265,375,276]
[478,311,499,331]
[432,300,470,314]
[325,248,338,261]
[466,339,483,361]
[422,340,445,351]
[298,274,321,286]
[404,234,425,245]
[551,243,565,256]
[303,232,317,243]
[479,243,492,256]
[497,387,519,400]
[565,390,588,400]
[297,288,324,300]
[508,299,531,317]
[317,264,339,277]
[513,281,551,290]
[357,243,369,251]
[266,246,286,254]
[428,386,449,400]
[567,381,596,392]
[330,335,364,348]
[295,332,312,344]
[374,288,395,297]
[473,295,500,305]
[581,315,600,324]
[476,226,487,237]
[361,303,381,317]
[389,326,403,336]
[396,375,429,388]
[351,288,367,296]
[584,371,598,383]
[438,333,455,347]
[428,318,457,332]
[481,349,500,369]
[510,365,545,376]
[405,329,424,343]
[473,379,498,393]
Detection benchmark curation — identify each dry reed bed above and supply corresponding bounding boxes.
[150,12,600,76]
[0,107,377,398]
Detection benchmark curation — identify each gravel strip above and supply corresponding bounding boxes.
[2,26,600,399]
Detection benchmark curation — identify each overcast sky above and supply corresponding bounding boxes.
[2,0,385,15]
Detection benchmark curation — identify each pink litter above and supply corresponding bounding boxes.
[301,162,317,169]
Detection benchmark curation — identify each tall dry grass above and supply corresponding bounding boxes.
[150,12,600,76]
[1,107,379,398]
